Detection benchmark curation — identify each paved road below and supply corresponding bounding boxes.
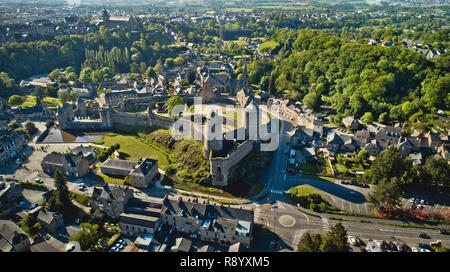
[255,202,450,250]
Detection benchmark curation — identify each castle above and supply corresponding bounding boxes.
[57,84,270,188]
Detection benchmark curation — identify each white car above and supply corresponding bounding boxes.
[348,236,357,246]
[411,247,418,252]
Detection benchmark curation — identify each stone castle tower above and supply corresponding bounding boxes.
[203,110,223,154]
[244,99,259,140]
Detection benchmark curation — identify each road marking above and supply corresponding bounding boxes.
[357,204,361,214]
[270,189,284,195]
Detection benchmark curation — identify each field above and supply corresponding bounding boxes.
[96,134,170,168]
[18,95,61,108]
[288,185,325,199]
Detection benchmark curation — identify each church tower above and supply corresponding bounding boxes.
[102,8,110,22]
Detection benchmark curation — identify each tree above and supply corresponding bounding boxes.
[365,147,408,184]
[47,169,74,217]
[420,157,450,187]
[45,85,58,98]
[69,223,100,251]
[297,233,323,252]
[7,120,22,132]
[33,86,45,105]
[302,91,321,111]
[58,89,76,104]
[356,150,369,164]
[146,67,157,79]
[361,112,374,124]
[186,68,196,84]
[164,96,184,117]
[48,69,61,82]
[8,95,23,106]
[367,178,401,210]
[24,120,37,137]
[321,223,349,252]
[154,59,163,75]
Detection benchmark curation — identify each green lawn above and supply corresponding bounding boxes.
[288,185,324,199]
[297,163,318,174]
[19,95,61,108]
[98,134,170,168]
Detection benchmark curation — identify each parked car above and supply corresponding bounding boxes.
[430,240,442,247]
[411,247,418,252]
[420,199,425,205]
[355,236,363,246]
[417,204,423,210]
[439,229,449,235]
[420,248,431,252]
[418,243,432,250]
[34,178,43,184]
[409,198,415,203]
[17,201,26,208]
[348,236,357,246]
[419,233,431,239]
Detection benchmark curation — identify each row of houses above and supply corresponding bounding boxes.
[273,97,449,164]
[90,184,254,249]
[0,132,26,167]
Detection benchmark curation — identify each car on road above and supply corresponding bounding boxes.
[430,240,441,247]
[439,229,449,235]
[419,233,431,239]
[34,178,43,184]
[348,236,357,246]
[355,237,363,246]
[349,191,359,197]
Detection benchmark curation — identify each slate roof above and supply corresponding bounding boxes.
[173,237,192,252]
[119,213,159,228]
[37,210,61,225]
[161,198,254,223]
[42,152,86,167]
[100,158,137,172]
[130,158,158,177]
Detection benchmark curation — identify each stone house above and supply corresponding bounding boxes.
[91,183,134,219]
[0,180,22,211]
[100,158,159,188]
[342,116,360,130]
[41,152,90,178]
[119,197,164,236]
[69,146,98,164]
[36,209,65,233]
[0,132,26,166]
[129,158,158,188]
[100,158,137,177]
[171,237,192,252]
[0,220,31,252]
[160,197,254,248]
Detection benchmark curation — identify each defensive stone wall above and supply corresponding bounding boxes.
[210,140,254,187]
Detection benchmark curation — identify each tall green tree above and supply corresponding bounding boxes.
[367,178,401,210]
[321,223,349,252]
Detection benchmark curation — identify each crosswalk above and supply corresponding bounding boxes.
[270,189,284,195]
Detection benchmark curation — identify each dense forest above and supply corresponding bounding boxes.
[0,24,184,98]
[248,28,449,132]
